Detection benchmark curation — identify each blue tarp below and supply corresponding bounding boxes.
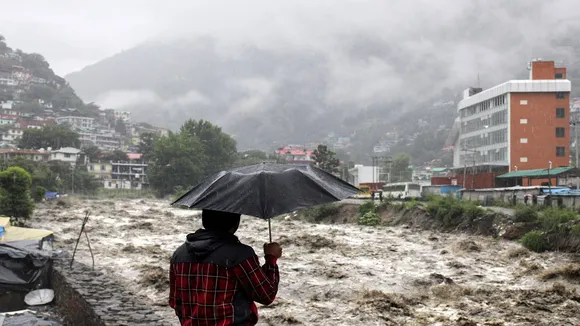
[44,192,58,199]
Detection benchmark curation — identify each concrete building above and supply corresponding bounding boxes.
[109,153,148,189]
[446,60,571,188]
[348,165,386,186]
[0,149,50,161]
[55,116,94,129]
[50,147,83,166]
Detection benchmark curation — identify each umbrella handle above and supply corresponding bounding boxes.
[268,218,272,243]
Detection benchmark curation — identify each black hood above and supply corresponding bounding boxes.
[185,229,239,259]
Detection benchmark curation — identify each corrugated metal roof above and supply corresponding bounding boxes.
[496,167,577,178]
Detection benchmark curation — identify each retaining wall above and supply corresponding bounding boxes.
[51,258,173,326]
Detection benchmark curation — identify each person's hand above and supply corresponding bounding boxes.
[264,242,282,258]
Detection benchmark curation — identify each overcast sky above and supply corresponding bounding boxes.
[2,0,578,76]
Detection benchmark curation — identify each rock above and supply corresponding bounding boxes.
[501,222,537,240]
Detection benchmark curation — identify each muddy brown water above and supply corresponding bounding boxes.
[30,199,580,326]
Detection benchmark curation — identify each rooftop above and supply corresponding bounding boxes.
[496,167,578,179]
[458,80,571,111]
[52,147,81,154]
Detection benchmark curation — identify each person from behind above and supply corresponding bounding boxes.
[169,209,282,325]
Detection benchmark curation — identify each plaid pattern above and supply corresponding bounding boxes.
[169,254,279,326]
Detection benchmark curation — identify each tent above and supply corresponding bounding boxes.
[0,217,54,250]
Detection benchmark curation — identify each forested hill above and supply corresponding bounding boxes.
[0,34,98,117]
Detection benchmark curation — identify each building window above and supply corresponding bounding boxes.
[556,108,565,118]
[556,127,565,138]
[89,165,94,171]
[555,73,563,79]
[556,92,566,99]
[101,165,106,171]
[64,153,71,158]
[556,146,566,157]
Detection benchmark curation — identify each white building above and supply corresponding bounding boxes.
[348,165,385,186]
[50,147,83,166]
[1,128,23,142]
[55,116,94,129]
[0,76,17,86]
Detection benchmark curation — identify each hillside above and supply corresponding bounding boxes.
[65,1,580,164]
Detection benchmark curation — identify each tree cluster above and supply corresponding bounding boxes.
[146,119,238,196]
[312,145,341,174]
[387,153,413,183]
[18,124,81,149]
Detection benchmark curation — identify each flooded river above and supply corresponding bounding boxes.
[30,199,580,325]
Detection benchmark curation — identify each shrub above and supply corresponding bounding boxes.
[404,199,421,210]
[32,186,47,202]
[539,208,578,232]
[426,196,485,228]
[514,207,539,223]
[302,204,340,222]
[0,167,34,219]
[358,211,381,226]
[520,231,548,252]
[359,201,377,216]
[571,224,580,235]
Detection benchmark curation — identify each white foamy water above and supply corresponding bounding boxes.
[30,199,580,326]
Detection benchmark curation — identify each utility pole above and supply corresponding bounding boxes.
[572,120,579,189]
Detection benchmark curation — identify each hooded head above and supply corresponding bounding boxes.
[202,209,241,234]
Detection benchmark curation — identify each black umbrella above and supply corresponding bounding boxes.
[171,163,361,242]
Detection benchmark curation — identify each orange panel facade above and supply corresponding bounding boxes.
[509,92,570,171]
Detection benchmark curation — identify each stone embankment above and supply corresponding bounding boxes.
[52,257,173,326]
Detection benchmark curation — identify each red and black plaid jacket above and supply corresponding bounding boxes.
[169,229,279,326]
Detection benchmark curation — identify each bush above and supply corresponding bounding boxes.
[302,204,340,222]
[404,199,421,210]
[539,208,578,232]
[514,207,539,223]
[520,231,548,252]
[358,211,381,226]
[426,196,485,228]
[359,201,377,215]
[0,167,34,219]
[32,186,47,202]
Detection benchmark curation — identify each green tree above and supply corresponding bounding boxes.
[389,153,412,182]
[83,146,102,162]
[179,119,237,174]
[19,124,80,149]
[137,132,159,161]
[115,119,127,136]
[103,149,129,162]
[0,167,34,219]
[148,132,207,196]
[312,145,340,174]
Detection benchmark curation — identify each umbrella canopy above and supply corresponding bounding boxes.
[172,163,360,219]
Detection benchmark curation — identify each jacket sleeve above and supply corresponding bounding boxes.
[232,254,279,305]
[168,262,183,322]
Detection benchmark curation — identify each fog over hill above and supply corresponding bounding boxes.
[62,0,580,151]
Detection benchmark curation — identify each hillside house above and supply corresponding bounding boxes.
[107,153,148,189]
[55,116,94,129]
[50,147,84,166]
[0,128,23,142]
[0,115,18,125]
[0,149,50,161]
[275,146,315,163]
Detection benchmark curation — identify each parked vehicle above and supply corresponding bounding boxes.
[382,182,422,200]
[352,185,372,199]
